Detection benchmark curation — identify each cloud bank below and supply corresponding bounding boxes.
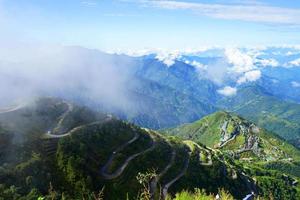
[225,48,254,73]
[237,70,261,84]
[0,43,135,111]
[257,58,279,67]
[155,51,181,67]
[289,58,300,67]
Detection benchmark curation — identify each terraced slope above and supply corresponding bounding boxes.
[0,98,298,199]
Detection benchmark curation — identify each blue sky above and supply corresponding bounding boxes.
[1,0,300,51]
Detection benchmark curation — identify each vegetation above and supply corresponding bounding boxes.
[0,98,299,199]
[163,111,300,162]
[218,85,300,148]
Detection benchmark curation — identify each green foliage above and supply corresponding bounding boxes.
[256,176,297,200]
[218,86,300,146]
[136,171,156,200]
[1,98,300,200]
[164,111,300,162]
[166,188,234,200]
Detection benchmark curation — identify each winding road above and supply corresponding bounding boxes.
[100,133,156,180]
[0,104,25,114]
[43,101,113,140]
[52,102,74,134]
[185,141,213,166]
[43,120,111,139]
[161,151,191,199]
[149,146,176,200]
[42,100,158,181]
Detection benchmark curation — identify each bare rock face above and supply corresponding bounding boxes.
[250,124,260,134]
[217,116,266,158]
[220,121,229,142]
[245,135,260,155]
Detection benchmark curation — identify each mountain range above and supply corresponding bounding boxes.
[1,45,300,199]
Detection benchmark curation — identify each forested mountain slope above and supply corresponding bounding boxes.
[0,98,298,199]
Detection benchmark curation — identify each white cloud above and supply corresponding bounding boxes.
[289,58,300,67]
[0,43,136,111]
[217,86,237,96]
[237,70,261,84]
[110,48,157,57]
[223,48,264,85]
[225,48,254,73]
[257,58,279,67]
[138,0,300,25]
[291,81,300,88]
[155,51,181,67]
[286,51,297,56]
[189,61,208,70]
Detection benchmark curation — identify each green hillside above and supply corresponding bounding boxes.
[218,86,300,148]
[163,111,300,178]
[0,98,299,199]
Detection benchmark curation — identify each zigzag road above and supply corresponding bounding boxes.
[0,101,218,199]
[190,141,213,166]
[161,150,191,199]
[52,101,74,134]
[149,145,176,200]
[43,101,112,138]
[42,100,157,180]
[43,120,111,139]
[0,104,25,114]
[100,133,156,180]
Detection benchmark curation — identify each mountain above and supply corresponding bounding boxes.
[0,98,298,199]
[217,85,300,147]
[164,111,299,158]
[163,111,300,178]
[259,67,300,102]
[129,55,300,147]
[2,45,300,145]
[133,58,220,105]
[126,77,216,129]
[2,46,219,130]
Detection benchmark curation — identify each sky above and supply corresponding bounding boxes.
[1,0,300,51]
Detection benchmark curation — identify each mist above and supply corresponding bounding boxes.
[0,43,137,112]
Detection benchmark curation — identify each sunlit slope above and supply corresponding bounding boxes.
[219,85,300,148]
[163,111,300,162]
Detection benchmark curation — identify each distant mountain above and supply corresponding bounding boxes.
[3,45,300,145]
[258,67,300,103]
[133,58,220,104]
[0,98,298,199]
[127,77,216,129]
[124,58,219,128]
